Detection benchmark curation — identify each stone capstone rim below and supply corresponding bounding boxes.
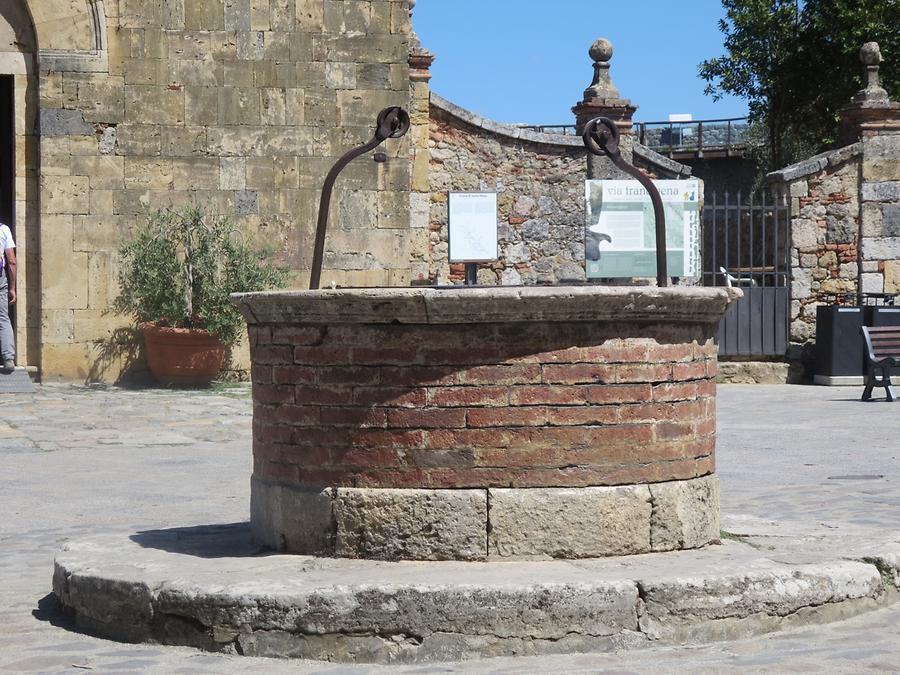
[231,285,742,326]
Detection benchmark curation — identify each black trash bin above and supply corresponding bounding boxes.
[815,305,865,385]
[862,293,899,323]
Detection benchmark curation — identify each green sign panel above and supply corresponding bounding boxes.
[585,180,701,279]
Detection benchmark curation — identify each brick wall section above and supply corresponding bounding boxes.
[249,321,717,489]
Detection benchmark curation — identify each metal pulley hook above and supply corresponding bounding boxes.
[374,106,411,142]
[582,116,621,158]
[582,116,668,287]
[309,106,411,290]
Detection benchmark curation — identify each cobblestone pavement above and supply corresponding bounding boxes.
[1,383,900,674]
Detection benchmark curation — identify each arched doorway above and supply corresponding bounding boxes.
[0,3,38,370]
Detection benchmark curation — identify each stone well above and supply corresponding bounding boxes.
[233,285,740,561]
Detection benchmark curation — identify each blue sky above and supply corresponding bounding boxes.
[413,0,750,125]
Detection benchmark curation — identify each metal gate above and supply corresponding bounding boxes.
[702,192,790,356]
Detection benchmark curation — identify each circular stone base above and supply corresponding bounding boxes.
[251,475,720,560]
[53,526,888,664]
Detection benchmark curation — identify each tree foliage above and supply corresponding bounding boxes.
[700,0,900,171]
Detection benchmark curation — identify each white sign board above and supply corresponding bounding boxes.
[585,179,701,279]
[448,192,498,262]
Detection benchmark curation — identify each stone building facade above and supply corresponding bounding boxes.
[768,43,900,354]
[4,0,413,381]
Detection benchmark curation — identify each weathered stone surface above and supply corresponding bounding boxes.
[334,488,487,561]
[251,478,334,555]
[52,529,890,664]
[717,361,791,384]
[862,181,900,202]
[40,108,94,136]
[489,486,653,558]
[638,561,882,640]
[233,286,742,326]
[861,272,885,293]
[862,237,900,260]
[882,204,900,237]
[649,475,719,551]
[885,260,900,293]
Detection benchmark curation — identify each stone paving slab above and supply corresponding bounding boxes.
[1,383,900,672]
[0,367,35,393]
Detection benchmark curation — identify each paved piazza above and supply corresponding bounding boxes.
[2,383,900,673]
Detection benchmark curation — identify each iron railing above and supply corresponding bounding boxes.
[703,191,790,356]
[635,117,749,154]
[516,117,750,154]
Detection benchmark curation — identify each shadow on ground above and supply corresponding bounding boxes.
[32,593,81,633]
[130,522,265,558]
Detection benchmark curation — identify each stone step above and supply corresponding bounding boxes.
[52,524,899,664]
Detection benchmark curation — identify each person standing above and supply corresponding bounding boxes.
[0,220,16,373]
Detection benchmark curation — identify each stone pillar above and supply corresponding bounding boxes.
[572,38,638,179]
[407,0,435,284]
[840,43,900,297]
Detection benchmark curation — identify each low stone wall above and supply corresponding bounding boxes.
[235,286,739,561]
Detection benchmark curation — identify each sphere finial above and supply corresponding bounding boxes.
[589,38,613,64]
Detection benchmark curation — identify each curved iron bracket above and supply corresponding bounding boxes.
[582,117,668,287]
[309,106,411,290]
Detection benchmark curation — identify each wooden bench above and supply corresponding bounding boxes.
[861,326,900,401]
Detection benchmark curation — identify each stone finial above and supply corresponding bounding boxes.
[854,41,889,103]
[572,37,636,138]
[584,38,620,100]
[840,41,900,142]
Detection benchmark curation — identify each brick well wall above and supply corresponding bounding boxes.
[249,320,717,490]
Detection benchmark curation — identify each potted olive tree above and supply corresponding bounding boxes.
[116,207,288,385]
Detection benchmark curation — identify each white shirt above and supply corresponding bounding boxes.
[0,224,14,274]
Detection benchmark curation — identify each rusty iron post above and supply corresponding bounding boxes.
[309,106,411,290]
[582,116,668,287]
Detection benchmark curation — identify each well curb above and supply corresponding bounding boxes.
[52,525,900,664]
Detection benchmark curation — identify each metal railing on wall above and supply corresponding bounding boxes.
[516,117,750,155]
[635,118,749,155]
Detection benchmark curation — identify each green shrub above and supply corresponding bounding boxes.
[116,207,289,347]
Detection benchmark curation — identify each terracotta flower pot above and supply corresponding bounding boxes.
[141,323,226,386]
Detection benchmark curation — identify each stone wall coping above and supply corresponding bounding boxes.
[767,142,862,183]
[233,285,742,326]
[430,92,691,177]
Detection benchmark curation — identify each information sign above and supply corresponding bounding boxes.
[448,192,498,262]
[585,179,700,279]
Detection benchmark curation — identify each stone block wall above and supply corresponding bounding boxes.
[770,128,900,357]
[769,145,862,346]
[421,97,587,286]
[418,95,692,287]
[860,132,900,293]
[24,0,413,380]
